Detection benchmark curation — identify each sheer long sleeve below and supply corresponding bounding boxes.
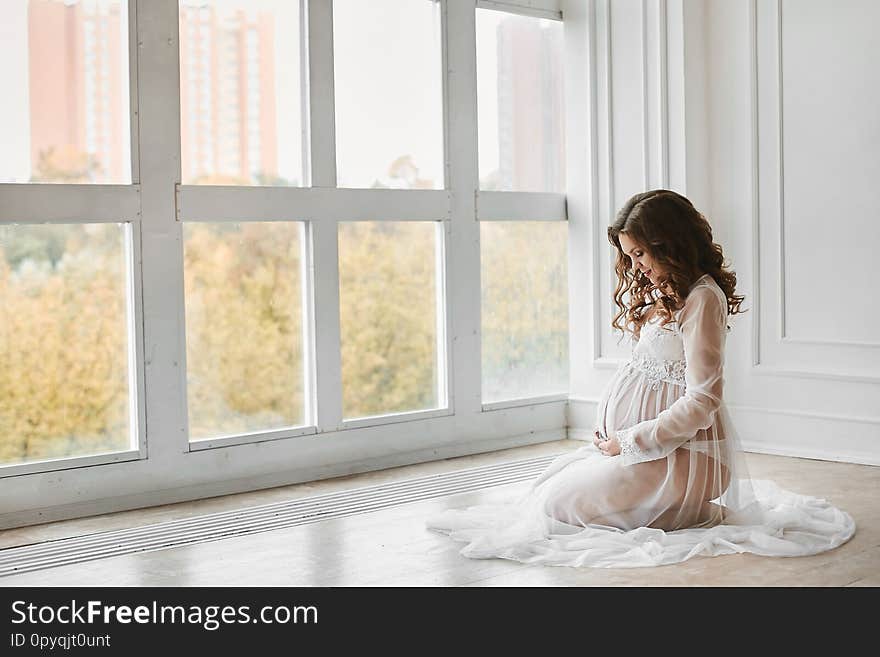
[615,286,727,466]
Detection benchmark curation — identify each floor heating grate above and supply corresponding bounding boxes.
[0,452,562,577]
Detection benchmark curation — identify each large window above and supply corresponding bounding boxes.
[1,1,571,518]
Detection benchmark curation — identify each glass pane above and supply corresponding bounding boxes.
[476,9,564,192]
[0,223,133,466]
[183,222,306,440]
[0,0,131,183]
[334,0,443,189]
[338,222,443,419]
[481,221,568,402]
[179,0,305,186]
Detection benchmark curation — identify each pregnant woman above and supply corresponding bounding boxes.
[426,190,855,568]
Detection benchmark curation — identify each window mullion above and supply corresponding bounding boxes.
[308,0,337,187]
[476,191,567,221]
[128,0,141,184]
[308,0,344,431]
[135,0,190,460]
[445,0,482,417]
[0,184,141,224]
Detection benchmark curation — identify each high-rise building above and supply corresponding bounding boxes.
[496,17,564,193]
[179,3,278,184]
[27,0,278,185]
[28,0,126,183]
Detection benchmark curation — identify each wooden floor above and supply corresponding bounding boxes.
[1,440,877,587]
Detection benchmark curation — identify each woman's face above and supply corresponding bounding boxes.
[618,232,662,286]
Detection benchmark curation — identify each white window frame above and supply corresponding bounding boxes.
[0,0,572,528]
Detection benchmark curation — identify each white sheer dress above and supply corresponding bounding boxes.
[426,274,856,568]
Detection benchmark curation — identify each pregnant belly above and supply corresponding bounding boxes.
[599,372,682,437]
[599,377,631,437]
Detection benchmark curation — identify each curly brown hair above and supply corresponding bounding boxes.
[607,190,747,340]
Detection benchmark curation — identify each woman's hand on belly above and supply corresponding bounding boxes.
[593,430,621,457]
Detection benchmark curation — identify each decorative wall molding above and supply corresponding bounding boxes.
[781,336,880,349]
[658,0,669,188]
[748,0,761,368]
[576,0,879,468]
[640,0,649,190]
[750,365,880,386]
[752,0,880,380]
[592,0,674,362]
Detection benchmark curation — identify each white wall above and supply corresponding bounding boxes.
[569,0,880,465]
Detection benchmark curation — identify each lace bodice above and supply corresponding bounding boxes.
[628,313,687,389]
[625,275,731,390]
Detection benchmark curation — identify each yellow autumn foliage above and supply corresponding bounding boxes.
[0,220,567,465]
[0,224,129,464]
